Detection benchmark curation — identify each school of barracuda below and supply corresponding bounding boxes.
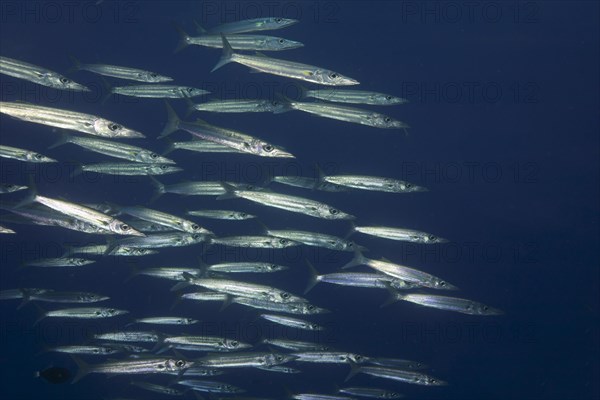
[0,15,502,399]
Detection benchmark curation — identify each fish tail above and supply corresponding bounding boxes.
[47,131,73,150]
[342,248,367,270]
[16,288,31,310]
[70,165,83,178]
[122,264,140,283]
[183,96,196,118]
[99,77,113,105]
[172,22,191,54]
[13,176,38,209]
[158,101,180,139]
[161,138,176,155]
[67,55,82,73]
[211,34,234,73]
[380,283,403,308]
[148,176,165,203]
[344,359,362,382]
[193,19,207,34]
[215,182,239,200]
[32,303,47,327]
[70,355,91,384]
[219,294,233,312]
[170,281,191,292]
[344,220,357,239]
[304,259,320,294]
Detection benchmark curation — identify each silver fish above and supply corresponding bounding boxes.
[151,177,265,198]
[0,145,56,163]
[165,139,245,155]
[107,232,209,253]
[218,184,354,220]
[0,225,16,234]
[28,194,145,236]
[293,395,354,400]
[201,17,298,34]
[266,228,361,251]
[0,56,89,91]
[196,352,296,369]
[270,175,348,192]
[93,331,161,343]
[130,267,202,282]
[176,379,245,393]
[71,58,172,82]
[0,101,144,138]
[179,291,228,302]
[389,293,503,315]
[20,290,108,305]
[261,338,332,352]
[260,314,323,330]
[78,162,182,176]
[344,250,457,290]
[338,387,403,399]
[323,175,426,193]
[130,316,198,326]
[346,364,446,386]
[292,351,368,364]
[160,103,294,158]
[111,84,209,98]
[207,262,288,273]
[50,133,175,164]
[72,357,193,383]
[352,225,447,243]
[213,35,358,86]
[257,365,301,374]
[36,307,128,325]
[281,98,408,129]
[120,205,212,234]
[163,336,250,352]
[302,87,408,105]
[187,209,256,220]
[210,235,300,249]
[24,257,95,268]
[231,297,328,315]
[130,381,185,396]
[125,220,177,233]
[46,345,120,356]
[189,98,288,114]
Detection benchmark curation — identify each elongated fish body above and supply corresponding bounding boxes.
[260,314,323,331]
[339,387,403,399]
[73,358,193,382]
[191,99,288,113]
[220,186,354,220]
[65,244,156,257]
[352,225,447,243]
[31,195,145,237]
[210,235,300,249]
[48,345,120,356]
[286,100,407,129]
[80,162,181,176]
[294,394,353,400]
[112,84,209,98]
[196,352,296,368]
[266,229,359,251]
[309,272,420,291]
[42,307,128,320]
[108,232,209,252]
[121,206,212,234]
[262,338,332,352]
[182,274,307,304]
[304,88,408,105]
[257,365,301,374]
[182,33,303,51]
[176,379,244,393]
[0,102,144,138]
[153,178,265,197]
[0,56,89,91]
[324,175,426,193]
[163,336,250,352]
[0,288,48,301]
[292,352,368,364]
[368,358,427,370]
[166,139,245,154]
[271,176,348,192]
[51,134,174,164]
[94,331,161,343]
[0,145,56,163]
[213,35,358,86]
[125,220,176,233]
[132,317,198,325]
[73,61,172,82]
[350,365,446,386]
[187,209,256,220]
[0,183,28,194]
[0,225,15,234]
[180,292,228,302]
[344,251,457,290]
[204,17,298,34]
[207,262,288,273]
[232,297,328,315]
[3,205,113,234]
[24,257,95,268]
[133,267,202,282]
[176,368,224,377]
[130,381,185,396]
[393,293,503,315]
[21,290,108,304]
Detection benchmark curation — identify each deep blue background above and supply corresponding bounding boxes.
[0,1,598,399]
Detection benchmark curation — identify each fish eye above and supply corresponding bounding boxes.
[386,95,392,100]
[275,18,282,23]
[192,234,200,239]
[150,73,157,78]
[428,235,436,241]
[405,183,412,188]
[279,239,288,244]
[6,184,14,189]
[108,123,121,131]
[278,39,284,43]
[329,208,339,215]
[239,213,246,217]
[276,355,283,361]
[94,311,101,315]
[176,360,185,367]
[150,153,158,159]
[160,165,167,170]
[34,153,43,159]
[281,292,290,299]
[483,306,489,311]
[384,117,391,122]
[307,305,314,310]
[191,224,199,230]
[439,282,446,287]
[329,72,338,79]
[120,224,130,231]
[231,340,239,347]
[262,144,274,152]
[187,88,193,92]
[60,78,70,83]
[355,355,363,360]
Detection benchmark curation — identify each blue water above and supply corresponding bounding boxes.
[0,1,598,399]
